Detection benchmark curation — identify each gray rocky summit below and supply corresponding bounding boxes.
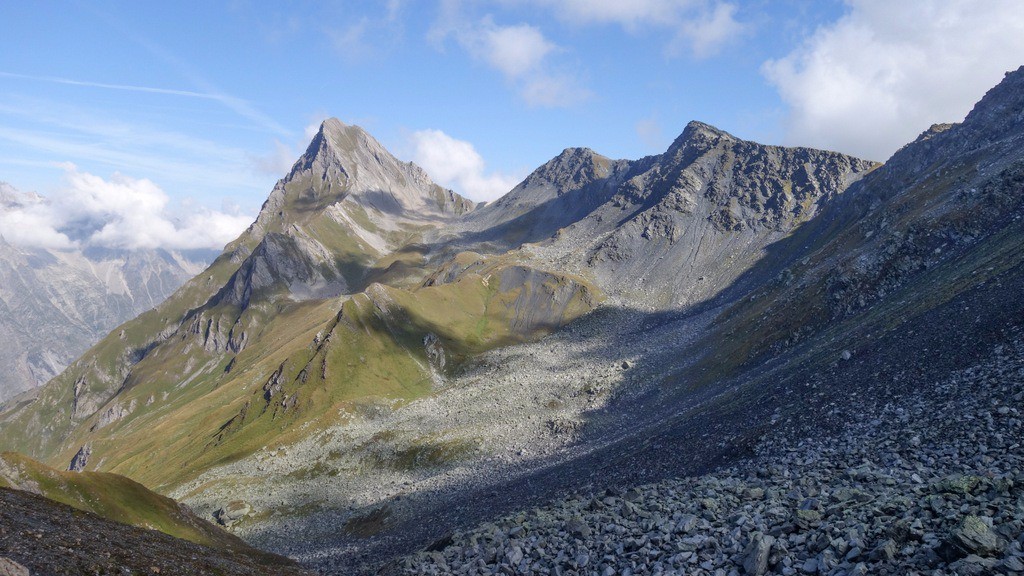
[451,119,876,308]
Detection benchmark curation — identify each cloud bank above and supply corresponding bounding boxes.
[409,129,521,202]
[0,168,252,251]
[763,0,1024,161]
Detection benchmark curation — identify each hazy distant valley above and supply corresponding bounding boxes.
[0,183,213,401]
[2,66,1024,576]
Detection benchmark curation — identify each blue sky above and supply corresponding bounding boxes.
[1,1,1023,251]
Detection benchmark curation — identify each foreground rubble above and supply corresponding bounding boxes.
[401,340,1024,575]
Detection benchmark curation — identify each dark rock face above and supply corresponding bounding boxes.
[67,443,91,472]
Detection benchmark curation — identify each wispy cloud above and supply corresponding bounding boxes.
[0,98,270,194]
[76,6,294,139]
[0,71,230,101]
[519,0,746,58]
[430,13,590,107]
[0,69,292,139]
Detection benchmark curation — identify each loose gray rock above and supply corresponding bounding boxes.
[947,515,999,557]
[743,533,775,575]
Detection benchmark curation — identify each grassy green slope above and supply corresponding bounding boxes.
[0,451,266,556]
[7,254,600,492]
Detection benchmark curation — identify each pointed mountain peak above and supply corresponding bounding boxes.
[667,120,737,153]
[657,121,741,162]
[315,118,387,156]
[299,117,391,169]
[244,118,474,246]
[517,146,615,195]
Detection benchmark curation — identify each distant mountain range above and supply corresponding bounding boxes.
[0,185,213,401]
[1,67,1022,576]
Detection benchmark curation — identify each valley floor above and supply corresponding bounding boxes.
[173,302,720,566]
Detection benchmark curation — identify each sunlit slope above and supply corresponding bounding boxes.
[0,118,492,486]
[3,252,598,490]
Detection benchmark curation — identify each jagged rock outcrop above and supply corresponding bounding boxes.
[67,443,90,472]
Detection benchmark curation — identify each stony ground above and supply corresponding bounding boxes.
[172,303,714,555]
[0,488,310,576]
[396,339,1024,575]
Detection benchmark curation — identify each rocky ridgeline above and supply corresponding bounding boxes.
[399,339,1024,575]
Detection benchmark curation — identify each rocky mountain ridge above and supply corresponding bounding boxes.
[2,67,1023,576]
[449,120,877,309]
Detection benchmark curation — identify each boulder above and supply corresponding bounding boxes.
[213,500,252,527]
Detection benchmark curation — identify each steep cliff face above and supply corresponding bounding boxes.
[0,223,209,402]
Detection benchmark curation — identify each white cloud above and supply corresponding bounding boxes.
[522,0,744,58]
[409,129,521,201]
[0,191,75,250]
[762,0,1024,161]
[431,14,588,108]
[473,22,556,78]
[0,169,252,251]
[671,2,744,59]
